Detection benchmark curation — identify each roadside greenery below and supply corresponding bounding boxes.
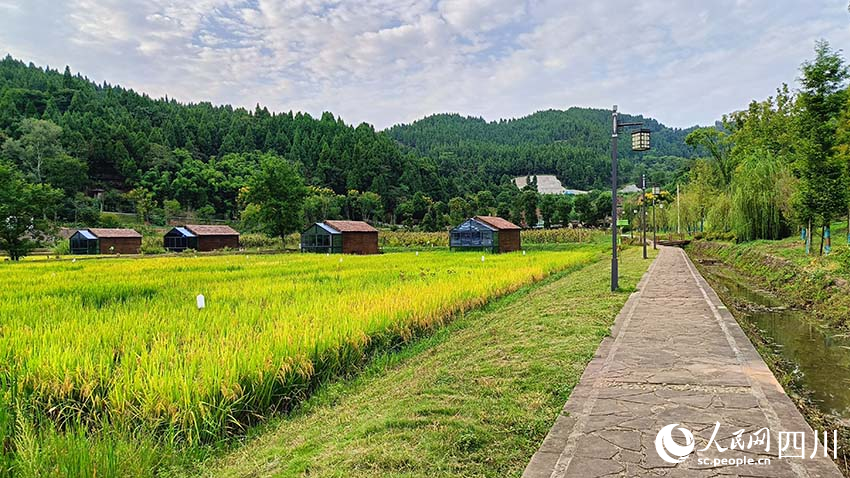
[680,42,849,249]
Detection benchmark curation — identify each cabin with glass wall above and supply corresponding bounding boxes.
[301,220,378,254]
[449,216,521,253]
[69,228,142,254]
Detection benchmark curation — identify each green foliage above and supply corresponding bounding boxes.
[731,152,791,241]
[140,235,166,255]
[793,41,849,227]
[520,190,538,227]
[238,233,285,250]
[685,127,734,186]
[0,161,60,259]
[244,154,307,239]
[538,194,557,228]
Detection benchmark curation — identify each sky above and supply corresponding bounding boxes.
[1,0,849,130]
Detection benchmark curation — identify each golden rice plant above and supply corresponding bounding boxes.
[0,249,596,445]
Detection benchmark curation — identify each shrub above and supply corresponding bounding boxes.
[239,233,284,250]
[140,236,166,255]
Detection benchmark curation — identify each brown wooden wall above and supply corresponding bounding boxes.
[98,238,141,254]
[341,232,379,255]
[498,230,521,253]
[197,235,239,251]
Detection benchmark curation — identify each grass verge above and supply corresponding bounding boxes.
[175,246,654,478]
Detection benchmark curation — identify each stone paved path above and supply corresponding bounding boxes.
[524,247,843,478]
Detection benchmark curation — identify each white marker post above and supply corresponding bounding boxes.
[196,294,206,310]
[481,255,485,262]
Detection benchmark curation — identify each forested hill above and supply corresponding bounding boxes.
[0,55,445,219]
[387,110,699,190]
[0,55,697,223]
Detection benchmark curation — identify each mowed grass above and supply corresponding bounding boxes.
[0,248,600,476]
[182,247,655,478]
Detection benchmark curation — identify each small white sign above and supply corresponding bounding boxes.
[196,294,206,309]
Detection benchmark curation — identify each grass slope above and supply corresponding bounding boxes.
[184,247,654,478]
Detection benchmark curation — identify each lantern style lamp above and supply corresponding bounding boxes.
[631,128,651,152]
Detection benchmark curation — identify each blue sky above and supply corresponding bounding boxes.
[1,0,849,129]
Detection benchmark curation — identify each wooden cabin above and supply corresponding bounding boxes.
[70,228,142,254]
[164,225,239,252]
[301,220,379,255]
[449,216,521,253]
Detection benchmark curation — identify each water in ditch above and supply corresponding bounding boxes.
[697,261,850,422]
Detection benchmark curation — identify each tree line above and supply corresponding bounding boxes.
[676,41,850,252]
[0,54,693,258]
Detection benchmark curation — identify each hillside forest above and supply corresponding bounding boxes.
[0,53,698,255]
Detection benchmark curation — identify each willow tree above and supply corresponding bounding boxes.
[731,152,791,242]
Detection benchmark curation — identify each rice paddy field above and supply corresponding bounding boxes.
[0,247,599,476]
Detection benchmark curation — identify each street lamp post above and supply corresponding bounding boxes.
[610,105,650,292]
[632,209,638,239]
[652,186,660,249]
[641,174,647,260]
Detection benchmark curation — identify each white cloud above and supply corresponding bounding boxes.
[0,0,849,129]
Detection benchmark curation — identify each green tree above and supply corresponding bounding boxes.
[538,194,557,228]
[793,41,849,253]
[448,196,469,227]
[2,118,65,184]
[573,194,594,225]
[126,187,157,223]
[244,154,307,239]
[685,127,734,187]
[304,187,343,224]
[358,191,383,223]
[731,152,791,241]
[0,162,61,260]
[592,191,613,225]
[163,199,182,222]
[521,190,539,227]
[556,195,573,225]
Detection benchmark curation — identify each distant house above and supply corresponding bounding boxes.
[164,225,239,252]
[619,184,641,194]
[449,216,521,253]
[301,220,379,255]
[69,228,142,254]
[563,189,589,196]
